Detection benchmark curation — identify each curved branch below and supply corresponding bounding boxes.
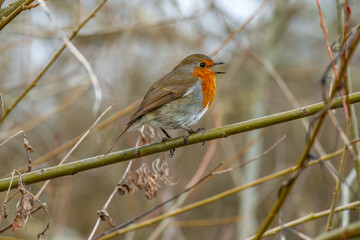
[1,91,360,192]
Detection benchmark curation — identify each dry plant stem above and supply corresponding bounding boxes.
[327,111,356,158]
[0,85,88,141]
[0,170,18,223]
[234,40,327,158]
[209,0,270,57]
[0,0,108,123]
[338,0,360,196]
[245,201,360,240]
[316,0,338,80]
[147,113,222,240]
[1,92,360,192]
[255,108,325,237]
[254,27,360,239]
[212,135,285,175]
[0,130,25,147]
[88,189,117,240]
[148,131,263,240]
[79,8,209,38]
[0,0,5,9]
[11,99,140,174]
[94,146,354,239]
[0,205,42,233]
[170,215,243,228]
[0,0,34,30]
[88,133,139,240]
[38,0,102,116]
[95,163,225,240]
[91,136,281,239]
[35,105,112,198]
[326,117,351,231]
[314,220,360,240]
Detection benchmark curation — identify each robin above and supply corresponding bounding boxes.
[106,53,225,155]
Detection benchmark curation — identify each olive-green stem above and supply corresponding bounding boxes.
[314,220,360,240]
[246,201,360,240]
[1,91,360,192]
[94,147,354,239]
[254,27,360,239]
[0,0,34,30]
[326,118,350,230]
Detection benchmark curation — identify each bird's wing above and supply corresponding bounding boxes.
[105,74,198,154]
[128,74,198,123]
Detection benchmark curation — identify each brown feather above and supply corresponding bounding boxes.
[105,53,219,154]
[105,74,199,154]
[128,73,199,123]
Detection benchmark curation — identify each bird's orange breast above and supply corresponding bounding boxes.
[191,68,216,108]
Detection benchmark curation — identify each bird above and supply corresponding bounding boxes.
[106,53,225,155]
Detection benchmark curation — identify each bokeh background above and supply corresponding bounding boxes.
[0,0,360,239]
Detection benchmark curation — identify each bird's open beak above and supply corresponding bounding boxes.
[212,62,225,74]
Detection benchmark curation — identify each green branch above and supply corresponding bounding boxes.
[0,0,34,30]
[314,220,360,240]
[1,91,360,192]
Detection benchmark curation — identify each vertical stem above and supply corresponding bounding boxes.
[326,122,350,231]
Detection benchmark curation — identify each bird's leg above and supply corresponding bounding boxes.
[160,128,172,142]
[160,128,176,158]
[183,127,206,145]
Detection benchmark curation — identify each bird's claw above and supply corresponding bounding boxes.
[183,127,206,144]
[183,136,189,145]
[169,148,175,158]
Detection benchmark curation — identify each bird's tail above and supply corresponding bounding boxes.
[105,122,132,155]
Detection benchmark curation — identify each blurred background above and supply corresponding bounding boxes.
[0,0,360,239]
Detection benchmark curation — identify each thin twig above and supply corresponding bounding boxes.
[245,196,360,238]
[0,0,35,31]
[209,0,270,57]
[87,127,145,239]
[10,99,140,175]
[254,25,360,239]
[95,135,282,239]
[212,135,286,175]
[0,205,43,233]
[38,0,102,116]
[0,85,88,141]
[316,0,338,80]
[0,0,108,123]
[148,112,222,240]
[93,143,358,239]
[35,105,113,199]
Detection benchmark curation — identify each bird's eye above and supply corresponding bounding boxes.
[199,62,206,68]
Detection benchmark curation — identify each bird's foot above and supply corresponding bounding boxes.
[169,148,175,158]
[160,128,175,157]
[183,128,206,144]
